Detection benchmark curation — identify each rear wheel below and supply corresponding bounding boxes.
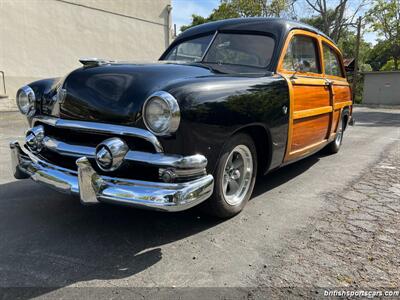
[206,133,257,218]
[325,111,346,154]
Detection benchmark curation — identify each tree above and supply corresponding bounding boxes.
[181,0,295,32]
[301,10,336,33]
[366,40,393,71]
[300,0,365,42]
[336,29,371,61]
[300,15,371,65]
[367,0,400,70]
[380,60,396,71]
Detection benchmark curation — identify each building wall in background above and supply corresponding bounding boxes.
[0,0,171,110]
[362,71,400,106]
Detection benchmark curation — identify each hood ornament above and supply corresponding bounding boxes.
[79,58,113,67]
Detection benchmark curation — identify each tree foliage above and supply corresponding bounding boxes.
[178,0,398,72]
[180,0,294,32]
[365,40,393,71]
[336,29,370,62]
[366,0,400,70]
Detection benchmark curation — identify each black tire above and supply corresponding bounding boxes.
[205,133,257,218]
[325,111,347,154]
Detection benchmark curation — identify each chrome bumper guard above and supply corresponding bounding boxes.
[10,141,214,212]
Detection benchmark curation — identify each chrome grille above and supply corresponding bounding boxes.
[27,116,207,182]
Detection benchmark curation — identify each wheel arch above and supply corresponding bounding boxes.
[230,123,272,175]
[342,106,351,131]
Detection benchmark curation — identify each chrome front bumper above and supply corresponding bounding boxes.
[10,141,214,212]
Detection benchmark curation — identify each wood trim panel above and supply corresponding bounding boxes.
[290,77,327,86]
[332,109,340,133]
[329,80,350,86]
[291,113,330,152]
[334,86,351,103]
[333,101,352,110]
[289,139,328,158]
[282,75,294,161]
[293,106,333,119]
[292,85,330,111]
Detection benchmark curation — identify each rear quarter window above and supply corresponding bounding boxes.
[323,43,345,77]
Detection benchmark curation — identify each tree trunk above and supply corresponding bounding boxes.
[352,17,362,102]
[331,0,347,42]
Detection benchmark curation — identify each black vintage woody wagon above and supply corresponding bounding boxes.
[11,18,352,218]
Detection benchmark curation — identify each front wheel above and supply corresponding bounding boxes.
[206,133,257,218]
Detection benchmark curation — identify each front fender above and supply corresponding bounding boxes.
[160,75,289,173]
[25,77,62,120]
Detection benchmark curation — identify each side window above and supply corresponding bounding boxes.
[323,44,344,77]
[282,35,321,74]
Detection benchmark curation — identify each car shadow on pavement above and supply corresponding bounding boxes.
[0,180,223,298]
[252,153,320,198]
[352,110,400,127]
[0,151,320,299]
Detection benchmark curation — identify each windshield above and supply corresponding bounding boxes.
[164,35,213,62]
[163,33,275,68]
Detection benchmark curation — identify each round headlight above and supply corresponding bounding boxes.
[16,86,36,115]
[143,91,180,135]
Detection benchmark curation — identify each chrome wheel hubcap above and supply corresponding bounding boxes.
[335,120,343,147]
[222,145,253,206]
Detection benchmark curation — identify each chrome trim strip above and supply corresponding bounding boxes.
[124,151,207,169]
[200,30,218,61]
[33,116,164,153]
[10,141,30,179]
[10,142,214,212]
[42,136,207,170]
[43,136,95,157]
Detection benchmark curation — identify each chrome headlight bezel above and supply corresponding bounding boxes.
[16,85,36,116]
[142,91,180,136]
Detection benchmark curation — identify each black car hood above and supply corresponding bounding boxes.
[59,62,213,125]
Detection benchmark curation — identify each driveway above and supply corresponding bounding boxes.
[0,107,399,298]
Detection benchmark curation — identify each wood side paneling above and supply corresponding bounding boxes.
[278,30,353,164]
[293,106,332,119]
[293,85,330,111]
[334,85,351,104]
[332,109,340,132]
[291,113,330,152]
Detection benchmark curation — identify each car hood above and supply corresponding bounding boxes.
[59,62,214,125]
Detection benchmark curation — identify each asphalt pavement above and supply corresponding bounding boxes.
[0,107,399,299]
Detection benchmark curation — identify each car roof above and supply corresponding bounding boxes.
[160,18,336,71]
[173,18,334,44]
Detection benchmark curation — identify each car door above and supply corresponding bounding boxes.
[277,30,331,162]
[321,40,352,139]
